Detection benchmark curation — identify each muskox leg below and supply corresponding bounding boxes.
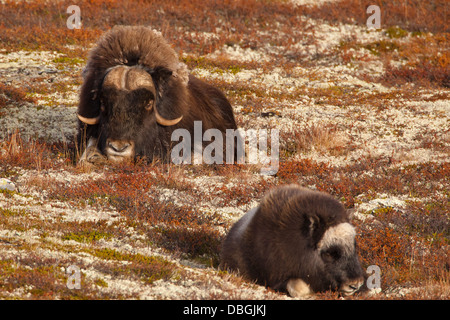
[286,278,313,298]
[78,137,106,165]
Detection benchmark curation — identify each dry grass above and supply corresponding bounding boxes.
[0,83,36,109]
[282,123,349,157]
[1,132,57,171]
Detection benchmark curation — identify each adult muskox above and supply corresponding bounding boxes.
[220,185,365,298]
[77,25,237,164]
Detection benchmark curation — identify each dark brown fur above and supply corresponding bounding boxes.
[77,25,237,161]
[220,184,364,295]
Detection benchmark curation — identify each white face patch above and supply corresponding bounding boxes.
[317,222,356,255]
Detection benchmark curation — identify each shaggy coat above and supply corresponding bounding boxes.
[77,25,237,162]
[220,184,365,297]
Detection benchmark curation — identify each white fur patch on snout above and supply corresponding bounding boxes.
[317,223,356,254]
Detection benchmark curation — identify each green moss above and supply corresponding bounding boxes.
[94,278,108,288]
[0,169,19,179]
[0,189,15,198]
[411,31,426,37]
[181,55,206,69]
[326,85,344,96]
[365,40,400,56]
[62,230,113,243]
[0,259,16,275]
[90,248,177,284]
[371,206,395,216]
[228,65,242,74]
[210,67,224,75]
[90,248,165,265]
[0,207,27,217]
[52,56,84,65]
[92,248,128,260]
[385,26,408,39]
[182,55,247,76]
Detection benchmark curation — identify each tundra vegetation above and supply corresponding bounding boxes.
[0,0,448,299]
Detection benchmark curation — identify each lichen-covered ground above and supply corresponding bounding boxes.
[0,0,448,299]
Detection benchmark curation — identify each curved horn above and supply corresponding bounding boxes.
[154,107,183,126]
[78,113,100,125]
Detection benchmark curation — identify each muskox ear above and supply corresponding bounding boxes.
[308,215,320,237]
[308,214,330,247]
[77,67,102,123]
[150,66,173,96]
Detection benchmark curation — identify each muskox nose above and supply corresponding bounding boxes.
[348,283,360,290]
[108,140,130,153]
[341,279,364,296]
[105,139,135,161]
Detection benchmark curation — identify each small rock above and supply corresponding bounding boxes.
[260,111,281,118]
[38,69,58,75]
[0,178,16,192]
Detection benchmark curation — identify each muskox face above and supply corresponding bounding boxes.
[78,65,182,162]
[316,222,365,296]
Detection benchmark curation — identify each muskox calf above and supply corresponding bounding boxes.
[77,25,237,164]
[220,185,365,298]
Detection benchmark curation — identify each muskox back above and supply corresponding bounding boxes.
[187,76,237,133]
[220,184,365,297]
[76,26,237,164]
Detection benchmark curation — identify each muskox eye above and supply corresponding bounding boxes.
[145,100,154,111]
[321,247,341,262]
